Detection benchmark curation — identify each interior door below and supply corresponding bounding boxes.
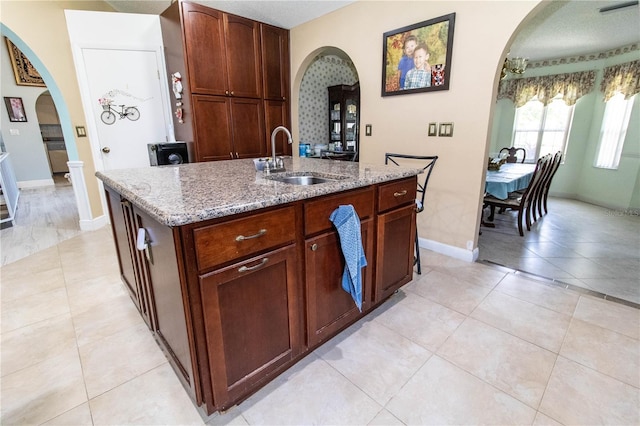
[81,48,170,170]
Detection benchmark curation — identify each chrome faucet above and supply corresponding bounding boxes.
[268,126,293,173]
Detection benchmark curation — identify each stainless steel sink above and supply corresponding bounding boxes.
[266,173,346,186]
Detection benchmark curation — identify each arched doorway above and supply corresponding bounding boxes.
[297,47,360,158]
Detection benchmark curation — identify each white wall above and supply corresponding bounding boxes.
[491,49,640,210]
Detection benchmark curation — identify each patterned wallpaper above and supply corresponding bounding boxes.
[299,55,358,147]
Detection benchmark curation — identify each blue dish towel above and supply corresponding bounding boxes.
[330,205,367,312]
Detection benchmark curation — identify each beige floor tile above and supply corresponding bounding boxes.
[0,348,87,425]
[560,319,640,388]
[315,320,431,405]
[533,411,564,426]
[437,317,556,408]
[539,356,640,425]
[1,313,77,377]
[405,269,492,315]
[368,408,404,425]
[239,354,381,425]
[470,291,571,352]
[0,255,65,302]
[72,292,146,346]
[0,245,61,278]
[435,262,508,289]
[41,403,93,426]
[1,287,70,333]
[372,290,466,352]
[386,355,536,425]
[573,296,640,339]
[65,273,127,316]
[79,322,168,398]
[205,406,249,425]
[495,273,580,315]
[89,363,203,425]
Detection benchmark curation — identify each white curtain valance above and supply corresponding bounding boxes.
[601,60,640,101]
[497,70,596,107]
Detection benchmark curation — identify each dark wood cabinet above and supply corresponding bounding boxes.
[192,95,266,161]
[160,1,289,163]
[264,99,291,156]
[105,187,196,403]
[199,245,301,409]
[305,219,374,347]
[261,24,289,101]
[374,177,417,303]
[105,177,417,416]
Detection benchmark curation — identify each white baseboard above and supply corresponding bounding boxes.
[17,179,55,188]
[79,214,108,231]
[419,237,478,263]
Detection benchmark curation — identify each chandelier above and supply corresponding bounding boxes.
[500,57,528,80]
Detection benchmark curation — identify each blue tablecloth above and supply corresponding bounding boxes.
[485,163,536,200]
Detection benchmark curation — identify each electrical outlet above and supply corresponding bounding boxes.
[428,123,437,136]
[365,124,372,136]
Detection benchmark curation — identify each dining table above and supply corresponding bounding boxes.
[482,162,536,228]
[485,163,536,200]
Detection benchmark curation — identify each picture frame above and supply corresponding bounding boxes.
[381,13,455,96]
[4,97,28,122]
[5,37,46,87]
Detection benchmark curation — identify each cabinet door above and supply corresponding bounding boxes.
[229,97,267,158]
[192,95,234,161]
[375,203,416,303]
[305,218,374,348]
[260,24,289,101]
[264,99,291,156]
[182,2,228,96]
[199,245,302,410]
[224,14,262,99]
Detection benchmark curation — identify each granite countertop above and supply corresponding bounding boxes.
[96,157,421,226]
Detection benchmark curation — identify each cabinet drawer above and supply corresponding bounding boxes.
[194,206,296,271]
[304,187,374,236]
[378,177,417,213]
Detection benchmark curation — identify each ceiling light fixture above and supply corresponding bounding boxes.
[500,57,528,80]
[599,1,638,13]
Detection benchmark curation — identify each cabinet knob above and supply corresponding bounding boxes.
[230,91,234,96]
[102,146,111,153]
[310,243,318,251]
[225,90,229,95]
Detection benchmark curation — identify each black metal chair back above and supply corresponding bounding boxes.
[499,147,526,163]
[384,153,438,274]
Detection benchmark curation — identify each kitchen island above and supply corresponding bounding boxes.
[97,157,421,415]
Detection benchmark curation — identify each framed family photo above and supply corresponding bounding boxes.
[4,97,27,122]
[382,13,455,96]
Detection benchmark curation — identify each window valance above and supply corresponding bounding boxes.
[497,70,596,107]
[601,60,640,101]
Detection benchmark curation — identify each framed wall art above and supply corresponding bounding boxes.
[4,97,27,122]
[5,37,46,87]
[382,13,455,96]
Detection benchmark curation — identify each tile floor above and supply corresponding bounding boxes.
[479,197,640,306]
[2,227,639,425]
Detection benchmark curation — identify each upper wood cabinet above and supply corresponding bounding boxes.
[260,24,290,101]
[182,3,262,98]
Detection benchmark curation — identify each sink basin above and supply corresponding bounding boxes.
[266,173,346,186]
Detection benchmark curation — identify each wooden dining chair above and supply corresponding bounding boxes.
[499,147,526,163]
[538,151,562,217]
[385,153,438,274]
[483,154,550,236]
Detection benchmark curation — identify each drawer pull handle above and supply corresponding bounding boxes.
[238,257,269,272]
[393,190,408,197]
[236,229,267,242]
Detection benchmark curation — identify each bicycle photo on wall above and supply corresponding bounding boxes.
[99,97,140,125]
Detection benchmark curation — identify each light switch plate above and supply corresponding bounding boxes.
[428,123,437,136]
[365,124,372,136]
[439,122,454,137]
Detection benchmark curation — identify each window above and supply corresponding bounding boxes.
[512,95,574,161]
[594,93,635,169]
